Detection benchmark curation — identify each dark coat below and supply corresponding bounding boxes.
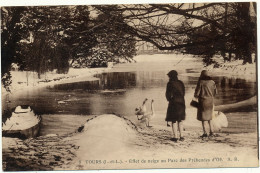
[194,79,217,121]
[165,80,186,122]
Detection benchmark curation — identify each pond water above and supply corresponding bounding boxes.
[2,54,257,135]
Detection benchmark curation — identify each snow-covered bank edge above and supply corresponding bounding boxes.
[134,54,256,81]
[1,67,112,98]
[204,59,256,82]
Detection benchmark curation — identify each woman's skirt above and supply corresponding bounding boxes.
[166,102,185,122]
[197,97,214,121]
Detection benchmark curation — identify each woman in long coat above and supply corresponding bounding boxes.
[194,70,217,137]
[165,70,186,142]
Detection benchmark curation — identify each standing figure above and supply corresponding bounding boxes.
[165,70,186,142]
[194,70,217,138]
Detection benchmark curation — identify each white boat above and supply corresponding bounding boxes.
[2,105,41,139]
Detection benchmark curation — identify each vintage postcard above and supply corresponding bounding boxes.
[1,0,259,171]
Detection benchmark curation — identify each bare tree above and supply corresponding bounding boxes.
[94,3,256,63]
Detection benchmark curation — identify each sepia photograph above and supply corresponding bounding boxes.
[1,0,259,171]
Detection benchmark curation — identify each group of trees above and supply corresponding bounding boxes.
[1,2,256,91]
[184,3,256,65]
[1,6,137,91]
[100,3,256,65]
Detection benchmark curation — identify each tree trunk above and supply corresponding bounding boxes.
[37,71,41,79]
[243,43,252,64]
[228,52,232,61]
[242,3,253,64]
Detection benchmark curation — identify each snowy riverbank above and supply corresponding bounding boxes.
[1,67,111,97]
[133,54,256,81]
[205,59,256,81]
[2,113,258,171]
[1,54,258,171]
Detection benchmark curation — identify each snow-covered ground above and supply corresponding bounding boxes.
[205,59,256,81]
[2,113,258,170]
[61,114,258,170]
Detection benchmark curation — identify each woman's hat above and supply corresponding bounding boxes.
[167,70,178,77]
[200,70,209,77]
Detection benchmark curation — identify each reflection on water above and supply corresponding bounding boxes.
[3,71,256,116]
[213,77,256,105]
[50,72,137,91]
[51,80,101,91]
[2,63,256,135]
[98,72,137,89]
